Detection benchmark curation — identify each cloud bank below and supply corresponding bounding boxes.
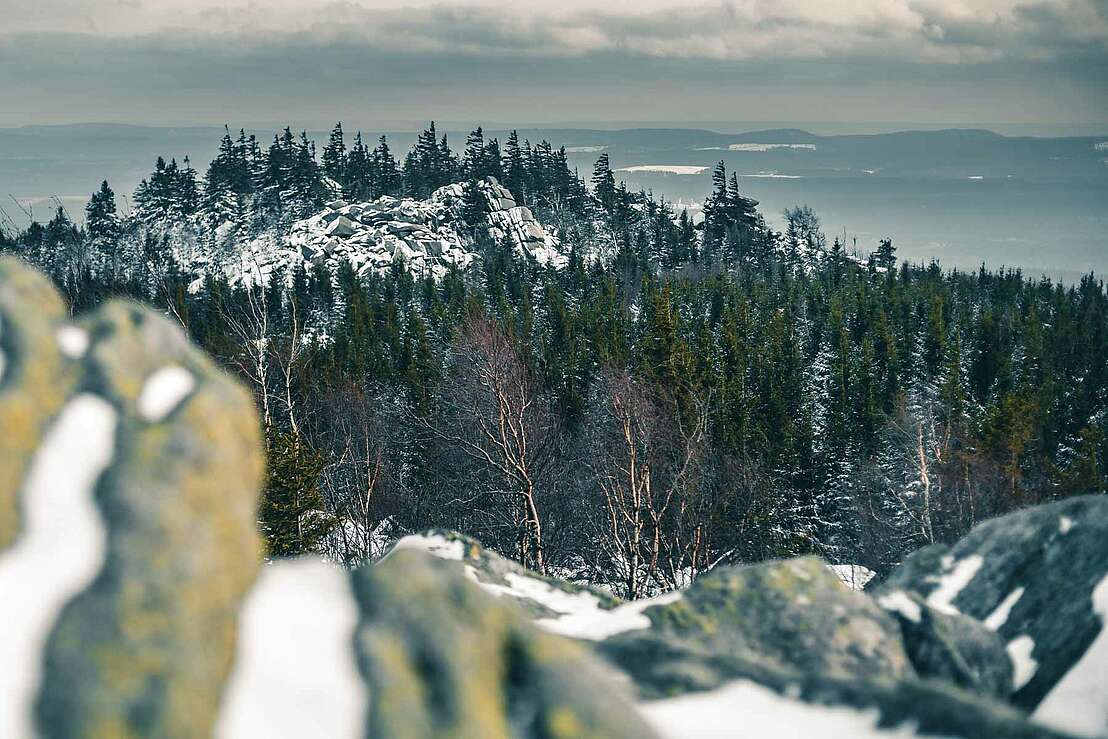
[0,0,1105,126]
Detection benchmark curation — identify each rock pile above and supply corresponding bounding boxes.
[234,178,564,287]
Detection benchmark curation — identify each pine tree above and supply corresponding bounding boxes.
[460,176,487,238]
[502,130,527,202]
[372,136,401,197]
[463,126,485,178]
[591,153,617,212]
[85,180,120,279]
[873,238,896,271]
[345,131,373,201]
[260,431,333,556]
[321,122,348,187]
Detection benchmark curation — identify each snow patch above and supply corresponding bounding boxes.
[618,166,709,176]
[1007,635,1038,690]
[473,569,682,641]
[741,172,804,179]
[639,680,924,739]
[984,587,1025,631]
[56,325,90,359]
[967,176,984,180]
[926,555,983,615]
[0,395,117,739]
[717,142,815,151]
[1033,573,1108,737]
[1059,516,1074,534]
[217,559,366,739]
[828,563,876,591]
[387,533,465,561]
[137,365,195,422]
[878,591,922,623]
[565,145,607,153]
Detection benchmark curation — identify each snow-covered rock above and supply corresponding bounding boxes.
[879,494,1108,730]
[0,258,265,737]
[873,587,1014,697]
[230,177,564,288]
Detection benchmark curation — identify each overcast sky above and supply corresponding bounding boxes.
[1,0,1105,128]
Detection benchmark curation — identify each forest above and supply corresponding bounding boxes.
[2,122,1105,599]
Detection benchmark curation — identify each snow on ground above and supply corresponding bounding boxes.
[638,680,923,739]
[472,570,683,640]
[217,559,366,739]
[618,166,710,175]
[984,587,1025,631]
[1059,516,1075,534]
[137,366,196,422]
[1007,635,1038,690]
[925,555,983,615]
[0,395,117,739]
[1033,573,1108,737]
[386,532,466,561]
[828,563,876,591]
[387,533,684,640]
[878,591,922,623]
[55,325,90,359]
[566,146,607,153]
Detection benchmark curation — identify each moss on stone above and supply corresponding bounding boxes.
[36,301,265,739]
[0,258,76,549]
[352,551,658,739]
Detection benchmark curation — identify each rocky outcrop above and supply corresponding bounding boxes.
[232,178,565,288]
[433,178,564,266]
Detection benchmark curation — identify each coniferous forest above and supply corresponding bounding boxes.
[2,122,1106,598]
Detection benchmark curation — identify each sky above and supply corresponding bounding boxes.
[1,0,1106,128]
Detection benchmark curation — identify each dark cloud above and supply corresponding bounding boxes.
[0,0,1105,126]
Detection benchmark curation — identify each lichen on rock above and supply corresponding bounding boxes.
[35,301,265,738]
[0,257,78,549]
[352,550,658,739]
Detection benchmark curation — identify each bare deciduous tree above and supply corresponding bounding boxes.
[425,317,560,574]
[587,370,712,598]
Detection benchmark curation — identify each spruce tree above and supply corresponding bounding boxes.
[322,122,348,187]
[260,430,333,556]
[85,180,120,279]
[591,153,617,212]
